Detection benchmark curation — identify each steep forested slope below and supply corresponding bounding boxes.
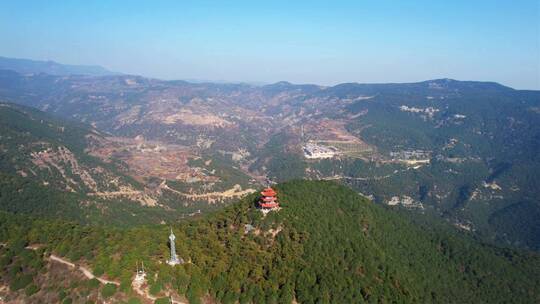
[333,81,540,250]
[0,181,538,303]
[0,102,204,225]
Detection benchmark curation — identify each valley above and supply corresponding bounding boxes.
[1,70,539,250]
[1,1,539,302]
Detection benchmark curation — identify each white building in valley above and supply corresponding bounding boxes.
[303,143,336,159]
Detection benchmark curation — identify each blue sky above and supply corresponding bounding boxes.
[1,1,539,89]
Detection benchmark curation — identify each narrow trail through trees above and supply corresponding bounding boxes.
[49,255,120,286]
[49,254,187,303]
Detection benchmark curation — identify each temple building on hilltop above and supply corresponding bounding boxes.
[259,187,279,212]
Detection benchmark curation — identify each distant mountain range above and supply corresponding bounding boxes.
[0,56,539,303]
[0,57,538,252]
[0,56,119,76]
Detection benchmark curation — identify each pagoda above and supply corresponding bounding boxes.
[259,187,279,210]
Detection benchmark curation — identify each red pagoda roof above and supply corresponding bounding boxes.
[262,196,276,202]
[261,187,277,197]
[260,202,279,208]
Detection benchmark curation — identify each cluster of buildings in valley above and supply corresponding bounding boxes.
[388,149,432,166]
[303,142,337,159]
[399,105,440,119]
[386,195,424,210]
[390,149,431,160]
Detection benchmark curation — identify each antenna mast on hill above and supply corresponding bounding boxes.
[135,260,146,282]
[167,227,183,265]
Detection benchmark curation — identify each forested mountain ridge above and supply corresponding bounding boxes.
[0,102,233,226]
[0,180,538,303]
[0,65,538,250]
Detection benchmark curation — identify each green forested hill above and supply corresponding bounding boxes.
[0,102,205,226]
[0,102,98,219]
[1,180,538,303]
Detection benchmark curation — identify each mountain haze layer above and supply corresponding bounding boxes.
[0,56,118,77]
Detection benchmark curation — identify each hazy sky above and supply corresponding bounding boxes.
[1,1,539,89]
